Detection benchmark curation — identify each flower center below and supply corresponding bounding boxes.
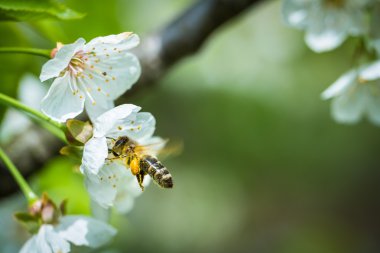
[357,77,368,84]
[323,0,345,8]
[68,52,86,77]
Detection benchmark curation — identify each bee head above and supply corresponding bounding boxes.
[112,136,130,154]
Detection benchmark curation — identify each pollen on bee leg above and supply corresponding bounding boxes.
[97,87,101,92]
[130,159,140,175]
[117,126,123,130]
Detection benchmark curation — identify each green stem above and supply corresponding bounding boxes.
[0,93,67,143]
[0,147,38,203]
[0,47,51,58]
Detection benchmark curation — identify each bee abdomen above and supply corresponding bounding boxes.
[140,155,173,188]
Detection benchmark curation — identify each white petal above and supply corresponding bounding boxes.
[40,38,85,82]
[40,72,85,123]
[84,33,140,52]
[106,112,156,142]
[330,84,367,124]
[56,215,116,248]
[359,60,380,81]
[321,70,356,99]
[93,104,140,137]
[81,137,108,174]
[20,235,39,253]
[84,93,114,123]
[37,225,70,253]
[114,172,149,214]
[282,0,312,28]
[84,52,141,100]
[19,74,48,108]
[85,162,145,211]
[84,162,125,208]
[305,8,349,52]
[91,199,111,222]
[84,171,116,209]
[366,84,380,125]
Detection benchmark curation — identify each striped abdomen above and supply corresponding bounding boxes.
[140,155,173,188]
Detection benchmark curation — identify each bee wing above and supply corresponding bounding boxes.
[137,137,183,159]
[135,137,167,156]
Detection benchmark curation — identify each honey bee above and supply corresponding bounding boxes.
[107,136,173,190]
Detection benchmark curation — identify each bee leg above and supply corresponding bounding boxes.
[105,155,127,165]
[136,172,145,191]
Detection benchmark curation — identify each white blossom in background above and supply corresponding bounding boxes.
[321,60,380,125]
[368,2,380,55]
[80,104,165,213]
[40,33,141,122]
[282,0,373,52]
[0,74,47,143]
[20,215,116,253]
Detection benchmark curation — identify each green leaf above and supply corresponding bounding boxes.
[0,0,84,21]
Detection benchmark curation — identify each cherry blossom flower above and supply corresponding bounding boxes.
[321,60,380,125]
[40,33,141,122]
[80,104,165,212]
[20,216,117,253]
[282,0,373,52]
[18,194,116,253]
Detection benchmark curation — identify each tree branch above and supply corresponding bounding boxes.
[0,0,262,198]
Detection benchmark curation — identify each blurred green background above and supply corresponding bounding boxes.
[0,0,380,253]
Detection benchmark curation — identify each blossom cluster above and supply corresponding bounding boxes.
[15,32,168,252]
[283,0,380,125]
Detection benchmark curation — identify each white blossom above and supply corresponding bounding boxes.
[282,0,373,52]
[40,33,141,122]
[0,74,47,143]
[368,2,380,55]
[19,215,116,253]
[80,104,165,212]
[321,60,380,125]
